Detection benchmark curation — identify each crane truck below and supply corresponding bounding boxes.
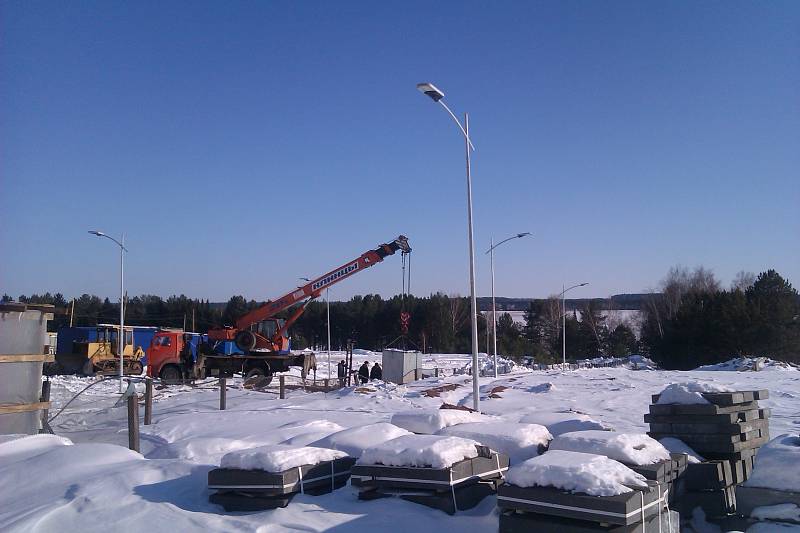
[148,235,411,384]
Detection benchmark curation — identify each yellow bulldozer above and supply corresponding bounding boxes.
[51,325,145,375]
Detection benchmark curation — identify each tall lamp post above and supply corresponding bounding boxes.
[560,282,588,368]
[326,287,331,379]
[88,230,127,393]
[416,82,480,412]
[485,232,531,378]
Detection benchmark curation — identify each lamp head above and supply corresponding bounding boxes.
[517,232,532,239]
[88,230,105,237]
[579,283,589,287]
[416,82,444,102]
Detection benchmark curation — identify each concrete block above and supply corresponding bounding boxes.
[683,461,732,491]
[498,509,680,533]
[351,452,508,491]
[648,401,760,416]
[736,485,800,517]
[497,481,665,526]
[208,456,356,496]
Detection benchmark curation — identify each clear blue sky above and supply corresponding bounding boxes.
[2,1,798,303]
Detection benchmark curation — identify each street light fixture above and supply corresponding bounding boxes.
[560,282,589,369]
[416,81,480,412]
[88,230,128,393]
[485,232,531,378]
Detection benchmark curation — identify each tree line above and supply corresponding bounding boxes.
[5,268,798,369]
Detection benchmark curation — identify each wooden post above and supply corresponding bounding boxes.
[415,368,420,381]
[324,378,329,391]
[40,380,51,422]
[219,377,227,410]
[127,393,140,452]
[279,375,285,399]
[435,367,439,378]
[144,378,153,425]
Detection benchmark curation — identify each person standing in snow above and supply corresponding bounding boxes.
[179,334,194,380]
[358,361,370,384]
[370,362,382,381]
[337,359,347,386]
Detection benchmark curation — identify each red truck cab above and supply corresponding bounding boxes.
[147,330,204,382]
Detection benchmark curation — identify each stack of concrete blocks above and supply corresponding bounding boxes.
[644,390,770,518]
[208,456,356,511]
[352,449,509,515]
[381,349,421,385]
[497,481,678,532]
[624,453,688,506]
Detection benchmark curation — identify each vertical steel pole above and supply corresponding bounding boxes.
[326,288,331,379]
[562,283,566,369]
[465,113,480,412]
[119,235,125,393]
[490,237,497,378]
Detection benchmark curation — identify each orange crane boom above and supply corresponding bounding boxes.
[208,235,411,352]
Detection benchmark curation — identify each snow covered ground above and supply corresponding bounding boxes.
[2,357,799,532]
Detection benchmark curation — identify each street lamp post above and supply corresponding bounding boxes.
[326,287,331,380]
[88,230,127,393]
[417,82,480,412]
[485,233,531,378]
[560,282,588,368]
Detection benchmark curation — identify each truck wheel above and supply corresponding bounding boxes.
[82,360,96,376]
[160,365,182,385]
[235,330,257,352]
[244,365,273,387]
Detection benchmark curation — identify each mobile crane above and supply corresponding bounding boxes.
[160,235,410,384]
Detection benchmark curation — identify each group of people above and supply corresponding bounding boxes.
[337,359,382,385]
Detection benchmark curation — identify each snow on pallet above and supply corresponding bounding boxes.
[351,434,509,514]
[497,451,672,529]
[736,434,800,522]
[208,445,355,511]
[518,411,612,437]
[548,431,671,466]
[436,421,552,464]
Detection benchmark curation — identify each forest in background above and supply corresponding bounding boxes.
[6,268,798,370]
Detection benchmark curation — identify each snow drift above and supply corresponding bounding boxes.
[436,422,551,464]
[549,430,670,465]
[310,422,412,457]
[745,434,800,493]
[390,409,488,434]
[518,411,611,436]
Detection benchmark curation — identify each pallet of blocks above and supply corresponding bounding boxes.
[496,450,679,533]
[207,444,356,511]
[547,430,687,508]
[735,433,800,527]
[644,387,770,519]
[351,434,509,514]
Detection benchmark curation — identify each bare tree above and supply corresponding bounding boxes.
[448,294,467,336]
[731,271,756,292]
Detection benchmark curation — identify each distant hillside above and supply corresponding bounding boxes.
[209,293,651,312]
[475,293,650,312]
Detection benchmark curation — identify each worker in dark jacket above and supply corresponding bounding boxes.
[179,334,194,380]
[358,361,370,384]
[370,362,382,381]
[337,360,347,386]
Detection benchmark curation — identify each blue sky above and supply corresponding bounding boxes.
[2,1,798,302]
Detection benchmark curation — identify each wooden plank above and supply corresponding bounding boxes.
[0,401,50,414]
[0,354,55,363]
